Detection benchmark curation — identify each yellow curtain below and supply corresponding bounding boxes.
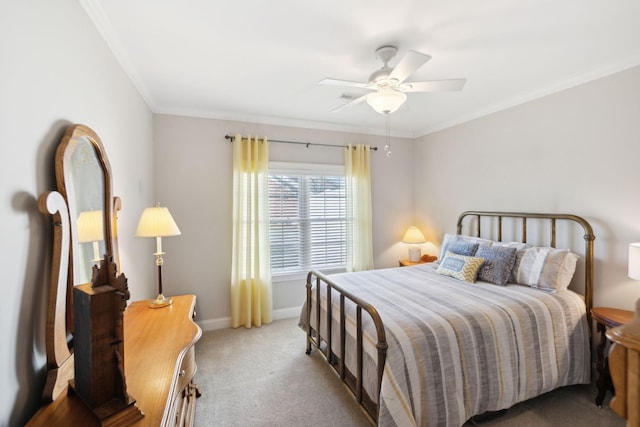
[231,134,272,328]
[344,144,374,272]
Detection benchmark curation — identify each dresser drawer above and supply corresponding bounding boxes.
[177,346,196,392]
[172,381,198,427]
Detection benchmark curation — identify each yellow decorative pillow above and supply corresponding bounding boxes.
[436,251,485,283]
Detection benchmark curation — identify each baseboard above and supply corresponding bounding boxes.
[197,306,301,331]
[197,317,232,331]
[273,306,302,321]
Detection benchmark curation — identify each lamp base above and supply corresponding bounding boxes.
[149,294,173,309]
[408,246,421,262]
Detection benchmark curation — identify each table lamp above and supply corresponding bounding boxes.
[77,209,104,263]
[402,226,426,262]
[136,204,181,308]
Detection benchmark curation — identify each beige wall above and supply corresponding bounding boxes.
[153,114,415,328]
[1,1,155,424]
[414,65,640,311]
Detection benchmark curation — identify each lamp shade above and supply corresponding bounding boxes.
[366,87,407,114]
[402,226,426,244]
[135,205,181,238]
[77,210,104,243]
[629,243,640,280]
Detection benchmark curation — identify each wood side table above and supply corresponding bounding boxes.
[591,306,634,407]
[399,255,437,267]
[606,300,640,425]
[399,259,426,267]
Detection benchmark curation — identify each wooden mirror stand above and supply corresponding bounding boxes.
[38,124,141,424]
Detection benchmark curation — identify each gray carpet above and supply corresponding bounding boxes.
[194,317,624,427]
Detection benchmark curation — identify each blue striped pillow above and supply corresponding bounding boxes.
[510,247,579,291]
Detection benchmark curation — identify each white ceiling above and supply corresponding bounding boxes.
[82,0,640,138]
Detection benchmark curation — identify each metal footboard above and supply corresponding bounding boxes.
[305,270,387,423]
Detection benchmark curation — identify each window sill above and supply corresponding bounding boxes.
[272,272,308,284]
[272,267,346,284]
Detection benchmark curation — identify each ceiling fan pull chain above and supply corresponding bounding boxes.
[384,113,392,157]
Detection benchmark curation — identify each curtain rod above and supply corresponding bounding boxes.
[224,135,378,151]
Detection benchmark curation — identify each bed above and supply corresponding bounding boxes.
[299,211,595,427]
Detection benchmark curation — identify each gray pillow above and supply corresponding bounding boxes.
[446,240,479,257]
[438,233,493,260]
[476,245,517,285]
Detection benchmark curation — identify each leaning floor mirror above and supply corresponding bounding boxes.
[38,124,141,423]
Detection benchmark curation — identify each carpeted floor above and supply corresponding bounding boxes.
[194,317,624,427]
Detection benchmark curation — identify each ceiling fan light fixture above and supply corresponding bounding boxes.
[366,87,407,114]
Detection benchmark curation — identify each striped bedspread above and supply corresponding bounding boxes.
[301,263,590,427]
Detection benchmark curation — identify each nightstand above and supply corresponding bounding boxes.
[399,256,437,267]
[591,306,634,407]
[399,259,425,267]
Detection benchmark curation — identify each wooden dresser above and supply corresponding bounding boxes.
[27,294,202,427]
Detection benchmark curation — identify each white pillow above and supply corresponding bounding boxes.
[491,241,530,250]
[510,247,579,291]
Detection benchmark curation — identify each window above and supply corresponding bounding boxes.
[269,162,346,277]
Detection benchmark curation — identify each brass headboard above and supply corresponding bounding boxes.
[456,211,595,325]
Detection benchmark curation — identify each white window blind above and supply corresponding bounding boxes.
[269,162,346,276]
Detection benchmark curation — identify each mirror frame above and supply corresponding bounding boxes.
[56,125,115,327]
[38,124,120,402]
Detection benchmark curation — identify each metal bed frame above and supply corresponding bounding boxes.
[304,211,595,424]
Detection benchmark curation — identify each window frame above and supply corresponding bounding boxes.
[268,161,347,282]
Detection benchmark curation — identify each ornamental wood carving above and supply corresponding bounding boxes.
[70,256,142,425]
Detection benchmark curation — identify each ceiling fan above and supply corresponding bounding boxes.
[320,45,466,114]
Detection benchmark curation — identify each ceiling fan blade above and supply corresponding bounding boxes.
[400,78,466,92]
[389,50,431,83]
[319,78,371,89]
[331,94,367,112]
